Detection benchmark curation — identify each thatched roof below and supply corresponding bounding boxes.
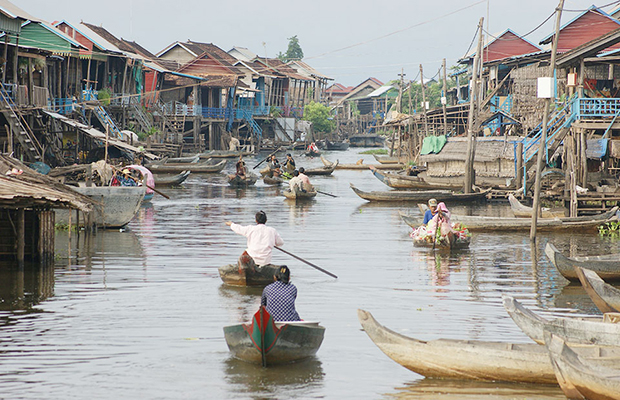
[419,137,519,163]
[0,155,93,211]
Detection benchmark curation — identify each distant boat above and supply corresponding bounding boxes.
[321,155,402,170]
[227,173,258,187]
[325,140,349,151]
[147,159,226,173]
[283,186,317,200]
[218,263,280,286]
[224,306,325,366]
[200,150,253,159]
[371,167,461,190]
[508,194,565,218]
[153,171,191,186]
[350,183,490,202]
[303,160,338,176]
[55,186,145,228]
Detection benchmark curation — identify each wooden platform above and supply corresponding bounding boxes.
[568,192,620,216]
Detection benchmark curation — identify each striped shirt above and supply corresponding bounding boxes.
[261,281,301,322]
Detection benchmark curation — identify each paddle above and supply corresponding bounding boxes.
[316,190,337,198]
[146,184,170,199]
[253,146,283,169]
[274,246,338,279]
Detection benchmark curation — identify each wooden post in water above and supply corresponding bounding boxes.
[516,141,524,189]
[442,58,448,136]
[531,0,564,241]
[16,208,25,264]
[464,18,484,194]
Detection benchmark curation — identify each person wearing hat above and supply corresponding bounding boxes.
[423,198,438,225]
[226,211,284,270]
[261,265,301,322]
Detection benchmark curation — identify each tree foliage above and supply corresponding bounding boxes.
[386,68,459,113]
[277,35,304,62]
[303,101,334,133]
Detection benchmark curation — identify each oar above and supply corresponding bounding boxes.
[253,146,283,169]
[274,246,337,279]
[316,190,337,198]
[146,184,170,199]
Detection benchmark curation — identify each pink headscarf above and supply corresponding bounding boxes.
[436,202,449,213]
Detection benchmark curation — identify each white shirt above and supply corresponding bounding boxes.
[289,176,303,191]
[230,223,284,265]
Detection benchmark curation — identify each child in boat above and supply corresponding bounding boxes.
[261,266,301,322]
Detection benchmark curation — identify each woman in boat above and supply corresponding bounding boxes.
[235,155,247,179]
[261,265,301,322]
[427,202,454,242]
[423,198,438,225]
[284,153,296,174]
[225,211,284,270]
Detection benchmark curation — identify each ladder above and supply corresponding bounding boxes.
[129,97,152,133]
[92,105,122,139]
[0,85,42,161]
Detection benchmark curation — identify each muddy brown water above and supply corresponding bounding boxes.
[0,149,614,399]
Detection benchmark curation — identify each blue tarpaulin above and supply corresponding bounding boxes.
[586,139,608,159]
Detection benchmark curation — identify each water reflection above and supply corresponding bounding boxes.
[218,284,262,323]
[0,263,54,311]
[224,357,324,399]
[385,378,565,399]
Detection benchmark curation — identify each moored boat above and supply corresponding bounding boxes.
[503,295,620,346]
[283,186,317,200]
[153,171,191,186]
[357,309,557,384]
[371,167,462,190]
[55,185,145,228]
[303,160,339,176]
[351,183,489,202]
[200,150,253,159]
[147,154,200,164]
[545,332,620,400]
[372,154,401,164]
[575,267,620,313]
[218,263,280,286]
[508,194,566,218]
[321,156,403,170]
[545,242,620,282]
[147,159,226,173]
[224,306,325,366]
[401,207,617,232]
[228,173,258,187]
[325,140,349,151]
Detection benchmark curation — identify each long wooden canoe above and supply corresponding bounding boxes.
[153,171,191,186]
[545,332,620,400]
[228,173,258,187]
[503,295,620,346]
[148,154,200,165]
[224,306,325,366]
[508,194,566,218]
[401,208,617,232]
[351,183,490,203]
[358,309,558,384]
[263,176,284,185]
[303,160,338,176]
[325,140,349,151]
[575,267,620,313]
[218,263,280,287]
[320,155,403,170]
[373,154,401,164]
[148,159,226,173]
[283,186,317,200]
[370,167,463,190]
[545,242,620,282]
[200,150,253,159]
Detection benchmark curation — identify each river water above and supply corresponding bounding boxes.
[0,148,615,399]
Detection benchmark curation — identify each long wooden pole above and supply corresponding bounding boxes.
[464,18,484,194]
[274,246,337,279]
[531,0,564,241]
[442,58,448,135]
[420,64,429,137]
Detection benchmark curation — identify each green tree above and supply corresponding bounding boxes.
[277,35,304,62]
[303,101,334,133]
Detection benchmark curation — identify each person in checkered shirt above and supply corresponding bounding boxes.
[261,266,301,322]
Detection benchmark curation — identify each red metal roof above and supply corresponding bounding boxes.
[546,9,620,53]
[483,30,541,63]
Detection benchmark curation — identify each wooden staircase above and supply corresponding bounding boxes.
[0,87,42,162]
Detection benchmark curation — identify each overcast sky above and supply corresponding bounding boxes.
[19,0,618,86]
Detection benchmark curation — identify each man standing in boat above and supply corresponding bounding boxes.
[225,211,284,270]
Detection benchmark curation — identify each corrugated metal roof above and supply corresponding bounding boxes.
[366,85,394,98]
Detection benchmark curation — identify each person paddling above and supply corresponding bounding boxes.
[261,265,301,322]
[225,211,284,270]
[423,198,438,225]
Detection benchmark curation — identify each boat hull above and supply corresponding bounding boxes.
[218,263,280,287]
[283,187,317,200]
[576,267,620,313]
[153,171,191,186]
[371,169,458,190]
[148,160,226,173]
[351,184,489,202]
[55,186,145,228]
[545,243,620,281]
[228,173,258,187]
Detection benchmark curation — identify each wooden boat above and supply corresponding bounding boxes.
[224,306,325,366]
[325,140,349,151]
[283,186,317,200]
[153,171,191,186]
[545,242,620,282]
[401,207,617,232]
[545,332,620,400]
[55,186,145,228]
[357,309,558,384]
[348,134,384,147]
[147,159,226,173]
[321,156,403,170]
[228,173,258,187]
[575,267,620,313]
[351,183,490,202]
[218,263,280,286]
[502,295,620,346]
[147,154,200,165]
[304,149,321,157]
[263,175,284,185]
[508,194,566,218]
[371,167,462,190]
[373,154,401,164]
[200,150,253,159]
[412,234,471,249]
[303,160,338,176]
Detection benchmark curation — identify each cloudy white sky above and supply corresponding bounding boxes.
[19,0,619,86]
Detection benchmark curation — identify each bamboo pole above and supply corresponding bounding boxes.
[531,0,564,241]
[464,18,484,194]
[442,58,448,135]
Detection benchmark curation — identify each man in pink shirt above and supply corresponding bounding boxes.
[225,211,284,269]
